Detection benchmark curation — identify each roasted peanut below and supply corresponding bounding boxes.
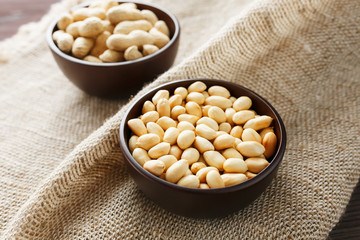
[169,145,182,160]
[195,124,216,140]
[149,28,170,48]
[156,98,171,117]
[262,132,277,158]
[225,108,236,125]
[185,101,202,118]
[196,117,219,131]
[219,122,231,133]
[208,106,226,123]
[177,114,199,125]
[222,148,243,159]
[230,126,243,139]
[177,121,195,132]
[128,135,138,152]
[186,92,205,105]
[53,30,74,53]
[152,90,169,105]
[72,7,106,21]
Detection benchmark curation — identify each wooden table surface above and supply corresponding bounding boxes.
[0,0,359,239]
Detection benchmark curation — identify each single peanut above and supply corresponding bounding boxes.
[114,19,152,34]
[245,157,269,173]
[78,17,104,37]
[196,167,219,183]
[177,121,195,132]
[225,108,236,125]
[203,151,226,171]
[232,110,255,125]
[208,106,226,123]
[243,115,273,131]
[213,134,235,150]
[262,132,277,158]
[171,105,186,120]
[141,9,158,25]
[148,142,170,158]
[141,111,159,124]
[169,94,183,108]
[185,101,202,118]
[165,159,189,183]
[188,81,207,93]
[163,127,179,145]
[128,135,138,152]
[143,44,160,56]
[156,116,176,130]
[193,136,215,153]
[219,122,231,133]
[245,171,257,179]
[195,124,216,140]
[206,170,225,188]
[177,175,200,188]
[222,148,243,159]
[196,117,219,131]
[136,133,160,150]
[174,87,188,100]
[154,20,170,37]
[53,30,74,53]
[156,98,171,117]
[57,13,73,30]
[177,130,195,149]
[181,148,200,165]
[233,96,252,111]
[190,162,207,174]
[90,31,111,57]
[107,6,143,25]
[186,92,205,105]
[169,145,182,160]
[223,158,247,173]
[127,118,147,136]
[152,90,169,105]
[242,128,262,143]
[221,173,247,186]
[157,155,177,170]
[199,183,210,189]
[146,122,164,140]
[149,28,170,48]
[177,114,199,125]
[236,141,265,157]
[205,96,232,110]
[230,126,243,139]
[132,148,150,166]
[208,85,230,98]
[259,127,274,140]
[144,160,165,176]
[107,30,154,51]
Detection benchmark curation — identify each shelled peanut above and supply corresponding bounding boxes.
[52,0,170,63]
[127,81,278,189]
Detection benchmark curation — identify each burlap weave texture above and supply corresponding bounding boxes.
[0,0,359,239]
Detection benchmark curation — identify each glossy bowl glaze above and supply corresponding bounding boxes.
[119,79,286,218]
[46,1,180,98]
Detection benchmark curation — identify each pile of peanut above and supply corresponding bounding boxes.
[52,0,170,63]
[127,81,278,189]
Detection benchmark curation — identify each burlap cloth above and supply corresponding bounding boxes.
[0,0,359,239]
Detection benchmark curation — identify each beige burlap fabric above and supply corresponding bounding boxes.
[0,0,359,239]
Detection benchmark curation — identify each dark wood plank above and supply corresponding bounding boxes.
[0,0,359,238]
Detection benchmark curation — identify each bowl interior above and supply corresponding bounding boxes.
[120,79,286,192]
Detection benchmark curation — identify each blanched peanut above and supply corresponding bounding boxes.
[171,106,186,120]
[143,44,159,56]
[136,133,160,150]
[225,108,236,125]
[118,2,137,10]
[185,101,202,117]
[107,6,143,24]
[141,9,158,25]
[114,19,152,34]
[202,105,211,117]
[233,96,252,111]
[154,20,170,37]
[230,126,243,139]
[169,145,182,160]
[127,118,147,136]
[232,110,255,125]
[243,116,273,131]
[196,117,219,131]
[163,127,179,145]
[124,45,143,61]
[107,30,154,51]
[177,121,195,132]
[236,141,265,157]
[169,94,183,108]
[234,138,242,148]
[65,21,81,38]
[99,49,124,62]
[196,167,219,182]
[149,28,170,48]
[221,173,247,186]
[174,87,188,100]
[156,98,171,117]
[191,162,206,174]
[213,134,235,150]
[259,127,274,140]
[188,81,207,93]
[186,92,205,105]
[177,175,200,188]
[205,96,232,110]
[202,91,209,98]
[143,100,156,115]
[177,130,195,149]
[194,136,215,153]
[199,183,210,189]
[72,37,94,58]
[91,31,111,57]
[262,132,277,158]
[203,151,226,170]
[57,13,73,30]
[241,128,261,143]
[157,155,177,170]
[177,114,199,125]
[208,85,230,98]
[156,116,176,130]
[245,158,269,173]
[219,122,231,133]
[132,148,150,166]
[195,124,216,140]
[206,170,225,188]
[128,135,138,152]
[144,160,165,176]
[181,148,200,165]
[141,111,159,124]
[152,90,169,105]
[72,7,106,21]
[245,171,257,179]
[223,158,247,173]
[146,122,164,140]
[53,30,74,53]
[208,106,226,123]
[148,142,170,158]
[165,159,188,183]
[79,17,104,37]
[222,148,243,159]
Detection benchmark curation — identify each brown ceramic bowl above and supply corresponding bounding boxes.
[46,1,180,98]
[119,79,286,218]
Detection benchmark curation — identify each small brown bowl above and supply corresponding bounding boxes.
[46,1,180,98]
[119,79,286,218]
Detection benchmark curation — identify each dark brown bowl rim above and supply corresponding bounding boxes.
[46,0,180,67]
[119,79,287,194]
